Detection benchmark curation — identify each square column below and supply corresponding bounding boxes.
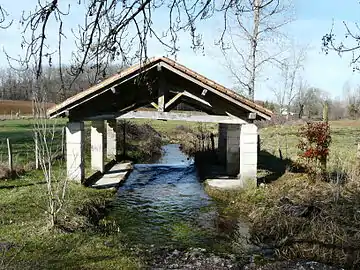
[217,123,227,164]
[91,120,106,173]
[66,122,85,182]
[106,120,117,159]
[226,124,241,176]
[240,124,258,182]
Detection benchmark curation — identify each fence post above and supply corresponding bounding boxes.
[61,126,66,159]
[7,138,13,174]
[35,131,39,169]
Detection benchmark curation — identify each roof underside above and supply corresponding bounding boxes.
[48,57,273,121]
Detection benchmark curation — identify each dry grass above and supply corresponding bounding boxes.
[207,120,360,269]
[209,170,360,269]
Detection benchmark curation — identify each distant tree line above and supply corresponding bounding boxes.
[0,64,123,103]
[261,84,360,121]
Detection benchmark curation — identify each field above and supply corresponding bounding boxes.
[260,119,360,170]
[0,99,54,116]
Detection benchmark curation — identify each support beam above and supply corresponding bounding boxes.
[91,120,106,173]
[159,62,271,120]
[165,92,183,110]
[157,65,167,112]
[164,91,213,112]
[116,111,247,124]
[48,64,159,118]
[66,122,85,182]
[106,120,117,159]
[150,102,159,110]
[226,124,241,176]
[239,124,258,183]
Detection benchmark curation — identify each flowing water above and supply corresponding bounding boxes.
[109,144,235,251]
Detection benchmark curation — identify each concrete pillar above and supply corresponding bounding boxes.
[240,124,258,182]
[91,120,106,173]
[66,121,85,182]
[226,124,241,176]
[218,123,227,163]
[106,120,117,159]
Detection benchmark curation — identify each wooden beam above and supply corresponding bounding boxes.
[49,65,157,118]
[81,111,247,124]
[159,62,271,120]
[182,91,212,108]
[165,92,183,110]
[150,102,159,110]
[118,111,247,124]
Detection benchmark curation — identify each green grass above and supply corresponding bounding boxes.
[0,167,143,270]
[260,120,360,170]
[0,119,67,166]
[130,119,217,136]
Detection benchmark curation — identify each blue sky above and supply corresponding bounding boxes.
[0,0,359,101]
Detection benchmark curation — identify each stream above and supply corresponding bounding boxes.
[107,144,341,269]
[109,144,245,268]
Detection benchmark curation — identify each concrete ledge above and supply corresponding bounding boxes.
[205,179,243,190]
[91,162,133,189]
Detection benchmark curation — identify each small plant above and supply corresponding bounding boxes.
[298,122,332,180]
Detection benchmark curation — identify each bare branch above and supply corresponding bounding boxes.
[218,0,293,100]
[0,5,13,29]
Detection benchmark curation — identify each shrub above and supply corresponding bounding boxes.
[298,122,332,180]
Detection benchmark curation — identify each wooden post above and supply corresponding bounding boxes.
[323,101,329,123]
[61,126,66,159]
[35,131,39,169]
[123,120,126,157]
[7,138,13,174]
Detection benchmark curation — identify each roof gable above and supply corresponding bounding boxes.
[48,57,272,121]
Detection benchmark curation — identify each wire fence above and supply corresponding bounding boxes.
[0,127,65,172]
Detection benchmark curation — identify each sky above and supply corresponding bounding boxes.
[0,0,359,102]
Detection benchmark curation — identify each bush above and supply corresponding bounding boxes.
[298,122,332,180]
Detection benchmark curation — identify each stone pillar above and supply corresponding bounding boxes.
[66,121,85,182]
[106,120,117,160]
[91,120,106,173]
[239,124,258,182]
[226,124,241,176]
[218,123,228,164]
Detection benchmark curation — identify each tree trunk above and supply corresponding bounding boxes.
[298,104,304,119]
[323,101,329,123]
[248,0,260,101]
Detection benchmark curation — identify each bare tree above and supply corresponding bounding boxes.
[32,84,68,228]
[0,5,12,29]
[219,0,293,100]
[271,45,307,114]
[1,0,250,92]
[294,86,328,119]
[323,17,360,70]
[343,82,360,119]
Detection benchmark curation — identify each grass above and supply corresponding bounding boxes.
[0,119,67,166]
[0,165,143,270]
[207,119,360,269]
[0,118,205,269]
[260,120,360,170]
